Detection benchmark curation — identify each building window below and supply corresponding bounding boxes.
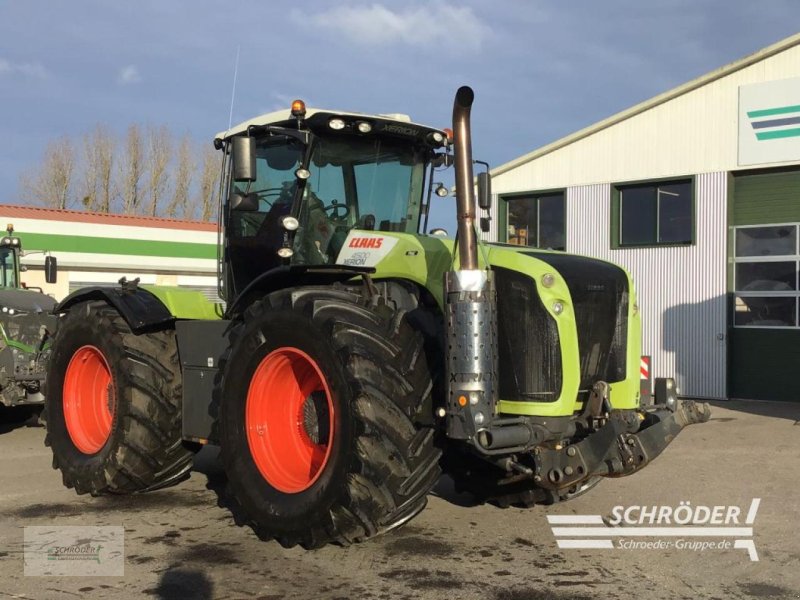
[505,192,565,250]
[734,224,799,328]
[614,179,693,247]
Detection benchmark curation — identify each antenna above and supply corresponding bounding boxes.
[227,45,241,131]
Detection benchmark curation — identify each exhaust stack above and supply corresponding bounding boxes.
[452,86,478,270]
[444,86,498,445]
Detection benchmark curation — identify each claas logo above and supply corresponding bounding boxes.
[348,237,384,249]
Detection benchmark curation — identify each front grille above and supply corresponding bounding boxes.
[494,267,562,402]
[527,253,629,389]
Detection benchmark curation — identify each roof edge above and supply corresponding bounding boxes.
[0,204,217,232]
[491,32,800,178]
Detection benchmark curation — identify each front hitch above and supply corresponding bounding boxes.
[533,399,711,491]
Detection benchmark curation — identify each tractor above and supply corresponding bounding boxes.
[43,87,710,548]
[0,225,58,418]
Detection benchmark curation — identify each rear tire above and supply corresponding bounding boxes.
[44,300,194,495]
[217,287,441,548]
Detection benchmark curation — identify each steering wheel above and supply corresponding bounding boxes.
[324,200,350,220]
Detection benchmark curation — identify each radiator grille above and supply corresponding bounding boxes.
[526,253,629,390]
[494,267,562,402]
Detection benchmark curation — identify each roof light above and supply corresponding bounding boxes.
[295,168,311,180]
[443,128,454,143]
[0,237,10,246]
[277,247,294,259]
[356,121,372,134]
[11,238,19,246]
[328,118,345,130]
[428,131,446,147]
[291,99,306,118]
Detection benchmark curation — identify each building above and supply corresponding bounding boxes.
[484,33,800,401]
[0,205,219,302]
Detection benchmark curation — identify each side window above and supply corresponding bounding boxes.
[505,192,565,250]
[228,139,302,239]
[615,179,693,247]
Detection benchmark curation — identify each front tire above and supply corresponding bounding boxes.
[217,287,441,548]
[44,300,194,495]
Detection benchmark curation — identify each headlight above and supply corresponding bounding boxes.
[328,118,345,130]
[281,216,299,231]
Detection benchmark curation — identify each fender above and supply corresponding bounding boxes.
[54,286,173,334]
[227,264,375,317]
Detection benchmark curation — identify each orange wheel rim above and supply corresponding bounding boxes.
[63,345,115,454]
[246,347,335,493]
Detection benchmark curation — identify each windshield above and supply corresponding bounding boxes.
[0,247,17,288]
[224,132,427,294]
[294,135,426,264]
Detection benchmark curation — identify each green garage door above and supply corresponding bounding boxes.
[730,168,800,401]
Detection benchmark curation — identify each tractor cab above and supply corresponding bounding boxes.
[217,102,449,301]
[0,226,23,289]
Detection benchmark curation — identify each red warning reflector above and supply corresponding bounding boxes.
[640,356,650,380]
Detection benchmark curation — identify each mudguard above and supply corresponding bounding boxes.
[54,286,173,334]
[226,264,375,317]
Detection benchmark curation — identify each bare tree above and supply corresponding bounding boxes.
[23,124,221,220]
[145,125,171,217]
[119,124,144,214]
[19,136,76,209]
[81,125,116,212]
[95,126,115,213]
[196,144,221,222]
[166,134,194,218]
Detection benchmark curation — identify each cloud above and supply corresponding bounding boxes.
[292,3,491,53]
[0,58,47,78]
[117,64,142,85]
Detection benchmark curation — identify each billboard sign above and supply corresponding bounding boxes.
[739,77,800,166]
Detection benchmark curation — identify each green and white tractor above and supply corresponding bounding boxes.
[43,87,710,548]
[0,225,58,417]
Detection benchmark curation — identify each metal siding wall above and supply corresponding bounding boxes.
[565,173,728,399]
[489,45,800,198]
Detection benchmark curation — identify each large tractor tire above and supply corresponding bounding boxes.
[216,287,441,549]
[44,300,194,495]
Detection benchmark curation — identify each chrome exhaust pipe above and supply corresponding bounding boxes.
[452,86,478,270]
[445,86,498,445]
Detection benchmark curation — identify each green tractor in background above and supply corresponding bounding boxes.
[0,225,58,421]
[43,87,710,547]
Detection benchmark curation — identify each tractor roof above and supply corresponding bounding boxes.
[215,108,445,143]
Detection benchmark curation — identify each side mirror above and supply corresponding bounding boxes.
[230,192,259,212]
[44,255,57,284]
[231,136,256,183]
[477,172,492,210]
[480,217,491,233]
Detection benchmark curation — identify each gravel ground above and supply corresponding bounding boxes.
[0,399,798,600]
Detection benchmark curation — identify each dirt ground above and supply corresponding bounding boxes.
[0,399,798,600]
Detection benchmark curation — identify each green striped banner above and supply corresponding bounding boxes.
[17,232,217,259]
[747,104,800,118]
[755,127,800,141]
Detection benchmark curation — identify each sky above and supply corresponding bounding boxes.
[1,1,799,231]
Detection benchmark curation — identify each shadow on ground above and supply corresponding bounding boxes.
[706,399,800,423]
[0,405,43,435]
